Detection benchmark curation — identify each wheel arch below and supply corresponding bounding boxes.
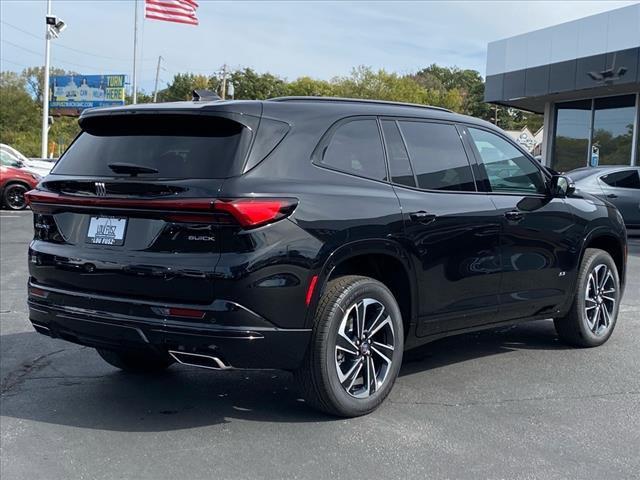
[581,228,627,289]
[305,239,418,338]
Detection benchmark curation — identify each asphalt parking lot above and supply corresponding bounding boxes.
[1,209,639,480]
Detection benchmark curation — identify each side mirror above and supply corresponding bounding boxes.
[550,174,575,198]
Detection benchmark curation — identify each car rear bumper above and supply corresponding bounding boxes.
[27,280,311,370]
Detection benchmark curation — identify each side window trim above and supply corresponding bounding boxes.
[311,115,388,183]
[379,116,479,194]
[456,124,488,193]
[378,118,419,188]
[462,124,550,196]
[376,117,396,186]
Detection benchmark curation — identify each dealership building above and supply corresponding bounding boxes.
[485,3,640,172]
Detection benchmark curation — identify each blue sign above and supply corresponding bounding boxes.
[50,74,126,112]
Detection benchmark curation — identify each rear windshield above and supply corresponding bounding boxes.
[52,114,250,178]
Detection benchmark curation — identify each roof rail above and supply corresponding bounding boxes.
[268,96,452,113]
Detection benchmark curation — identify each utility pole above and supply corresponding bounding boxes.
[41,0,52,158]
[132,0,138,104]
[153,55,163,102]
[493,104,499,126]
[220,64,228,100]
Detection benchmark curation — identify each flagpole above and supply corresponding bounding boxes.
[132,0,138,104]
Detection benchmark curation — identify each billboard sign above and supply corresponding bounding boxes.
[49,74,126,114]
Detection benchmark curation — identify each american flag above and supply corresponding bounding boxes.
[145,0,199,26]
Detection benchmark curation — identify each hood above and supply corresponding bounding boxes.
[24,159,54,175]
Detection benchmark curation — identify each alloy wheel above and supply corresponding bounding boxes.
[334,298,395,398]
[584,263,617,336]
[5,185,27,210]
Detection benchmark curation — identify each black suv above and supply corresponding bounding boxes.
[26,97,627,417]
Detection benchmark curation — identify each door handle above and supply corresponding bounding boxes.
[504,210,524,222]
[606,193,618,199]
[409,211,437,224]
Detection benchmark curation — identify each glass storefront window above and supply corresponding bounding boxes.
[591,95,636,166]
[636,95,640,166]
[553,94,639,172]
[553,100,592,172]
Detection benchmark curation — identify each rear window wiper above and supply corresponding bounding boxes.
[108,163,159,176]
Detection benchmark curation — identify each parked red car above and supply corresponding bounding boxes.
[0,165,40,210]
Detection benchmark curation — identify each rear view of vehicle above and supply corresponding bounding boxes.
[26,101,312,374]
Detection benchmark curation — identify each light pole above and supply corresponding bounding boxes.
[41,0,52,159]
[41,1,66,158]
[132,0,138,104]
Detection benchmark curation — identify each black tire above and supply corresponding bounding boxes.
[296,275,404,417]
[96,348,174,373]
[3,183,29,210]
[554,248,620,348]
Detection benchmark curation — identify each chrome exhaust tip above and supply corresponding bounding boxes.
[168,350,231,370]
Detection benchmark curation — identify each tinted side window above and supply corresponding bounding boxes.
[319,119,387,181]
[468,127,546,194]
[398,121,475,191]
[381,120,415,187]
[601,170,640,189]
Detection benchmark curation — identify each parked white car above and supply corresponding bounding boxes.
[0,144,54,177]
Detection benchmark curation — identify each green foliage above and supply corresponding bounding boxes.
[0,71,41,156]
[49,116,81,157]
[286,76,337,97]
[1,63,545,158]
[22,66,70,103]
[158,73,211,102]
[229,68,288,99]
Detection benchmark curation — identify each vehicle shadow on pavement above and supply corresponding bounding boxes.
[1,320,566,431]
[0,331,330,431]
[400,319,568,377]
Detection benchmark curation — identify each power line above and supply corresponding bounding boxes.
[0,58,30,69]
[2,39,96,70]
[1,39,43,57]
[1,20,155,63]
[1,38,157,73]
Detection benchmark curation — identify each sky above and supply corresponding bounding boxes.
[1,0,638,94]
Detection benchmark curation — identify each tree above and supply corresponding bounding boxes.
[286,76,337,97]
[22,66,71,103]
[0,71,40,155]
[1,62,547,158]
[125,90,154,104]
[333,66,430,104]
[158,73,212,102]
[48,116,80,157]
[412,64,487,117]
[228,68,288,99]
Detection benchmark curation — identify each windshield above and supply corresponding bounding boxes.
[0,150,23,167]
[52,114,251,179]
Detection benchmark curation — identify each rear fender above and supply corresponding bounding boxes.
[304,239,418,334]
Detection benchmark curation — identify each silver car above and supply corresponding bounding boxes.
[568,166,640,228]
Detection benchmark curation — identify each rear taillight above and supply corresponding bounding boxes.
[213,198,297,228]
[25,190,297,229]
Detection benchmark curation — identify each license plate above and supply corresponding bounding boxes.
[86,217,127,246]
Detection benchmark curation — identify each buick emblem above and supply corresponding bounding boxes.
[95,182,106,196]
